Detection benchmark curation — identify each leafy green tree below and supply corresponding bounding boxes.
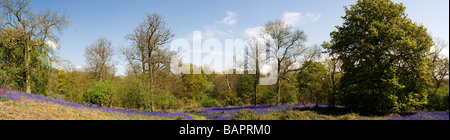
[0,0,70,94]
[182,72,205,102]
[0,29,26,89]
[114,76,146,110]
[236,74,255,105]
[327,0,433,113]
[296,61,328,106]
[1,28,53,95]
[56,70,94,103]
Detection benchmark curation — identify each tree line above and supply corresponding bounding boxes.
[1,0,448,113]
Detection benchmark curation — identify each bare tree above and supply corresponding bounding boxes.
[124,13,175,111]
[125,13,174,81]
[429,39,449,95]
[0,0,70,93]
[263,20,320,105]
[84,38,115,81]
[121,46,141,76]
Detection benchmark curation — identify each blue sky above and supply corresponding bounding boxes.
[29,0,449,75]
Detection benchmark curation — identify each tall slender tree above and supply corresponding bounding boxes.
[262,20,320,105]
[124,13,174,111]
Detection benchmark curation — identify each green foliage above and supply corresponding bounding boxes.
[328,0,433,113]
[182,74,206,101]
[115,77,136,108]
[229,109,262,120]
[0,29,26,90]
[154,91,183,110]
[426,85,449,111]
[0,28,53,95]
[56,70,93,103]
[265,110,335,120]
[236,74,255,104]
[335,113,361,120]
[230,110,336,120]
[297,62,328,105]
[220,90,239,106]
[115,76,147,110]
[280,72,298,104]
[236,102,245,107]
[82,81,113,107]
[198,81,222,107]
[30,44,53,96]
[202,81,216,98]
[199,94,222,108]
[113,75,183,111]
[261,86,276,105]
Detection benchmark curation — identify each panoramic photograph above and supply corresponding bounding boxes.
[0,0,449,123]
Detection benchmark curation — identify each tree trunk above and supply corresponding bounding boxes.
[25,43,31,94]
[148,50,154,112]
[433,82,441,96]
[276,62,282,105]
[276,78,281,105]
[253,68,259,107]
[254,46,260,107]
[253,79,258,107]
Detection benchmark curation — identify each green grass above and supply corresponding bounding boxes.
[0,97,178,120]
[229,109,387,120]
[186,113,209,120]
[0,98,11,103]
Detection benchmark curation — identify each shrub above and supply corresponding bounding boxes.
[199,96,222,108]
[236,102,245,107]
[154,92,183,110]
[336,113,360,120]
[266,110,325,120]
[230,110,336,120]
[82,81,113,107]
[229,109,261,120]
[427,85,449,111]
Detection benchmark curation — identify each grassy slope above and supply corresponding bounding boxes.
[0,98,169,120]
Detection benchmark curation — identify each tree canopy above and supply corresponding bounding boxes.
[328,0,433,113]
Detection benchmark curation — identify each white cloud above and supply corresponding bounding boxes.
[244,26,270,43]
[204,26,234,39]
[283,12,302,26]
[245,26,264,38]
[218,11,238,25]
[193,31,202,42]
[46,40,60,49]
[304,13,322,23]
[184,26,234,41]
[282,12,321,26]
[75,65,85,70]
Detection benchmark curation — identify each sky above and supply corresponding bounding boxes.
[29,0,450,76]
